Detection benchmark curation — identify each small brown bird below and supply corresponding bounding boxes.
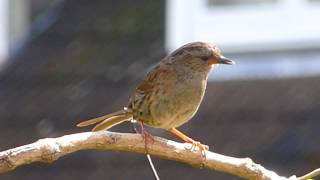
[77,42,234,150]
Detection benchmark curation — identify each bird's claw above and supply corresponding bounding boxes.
[187,139,209,151]
[186,139,209,161]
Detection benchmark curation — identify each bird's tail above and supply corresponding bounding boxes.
[76,108,133,131]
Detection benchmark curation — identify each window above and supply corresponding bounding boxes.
[0,0,60,68]
[207,0,278,7]
[166,0,320,80]
[0,0,9,66]
[166,0,320,53]
[0,0,29,68]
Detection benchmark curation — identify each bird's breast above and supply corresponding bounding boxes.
[144,72,208,129]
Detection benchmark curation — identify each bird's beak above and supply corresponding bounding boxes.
[218,56,235,65]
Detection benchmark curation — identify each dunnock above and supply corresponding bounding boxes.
[77,42,234,151]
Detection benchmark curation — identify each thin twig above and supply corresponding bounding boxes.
[147,154,160,180]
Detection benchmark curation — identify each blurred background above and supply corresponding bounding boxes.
[0,0,319,179]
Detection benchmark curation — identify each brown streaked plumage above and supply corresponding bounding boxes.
[77,41,235,150]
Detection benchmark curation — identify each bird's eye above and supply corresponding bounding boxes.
[201,56,209,61]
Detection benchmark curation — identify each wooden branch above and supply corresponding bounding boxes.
[295,168,320,180]
[0,131,318,180]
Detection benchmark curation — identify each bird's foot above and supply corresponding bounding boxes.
[136,122,154,154]
[142,128,155,144]
[186,139,209,160]
[168,128,209,160]
[186,139,209,151]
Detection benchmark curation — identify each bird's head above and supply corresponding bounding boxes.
[168,42,235,72]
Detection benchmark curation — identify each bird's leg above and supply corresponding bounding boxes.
[132,122,160,179]
[168,127,209,158]
[138,122,154,153]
